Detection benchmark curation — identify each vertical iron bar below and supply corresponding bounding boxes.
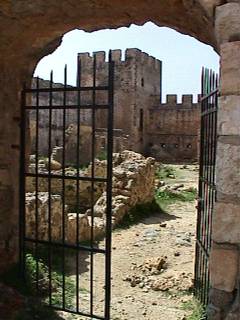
[197,68,205,299]
[62,66,67,309]
[194,69,201,297]
[19,84,26,278]
[90,54,97,317]
[76,58,81,313]
[202,69,209,303]
[48,71,53,306]
[208,71,214,253]
[35,77,40,292]
[203,70,211,303]
[201,69,207,303]
[105,51,114,320]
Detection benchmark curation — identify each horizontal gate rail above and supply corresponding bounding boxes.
[25,104,110,110]
[24,237,106,253]
[20,52,115,319]
[24,85,110,93]
[194,68,219,308]
[25,172,108,182]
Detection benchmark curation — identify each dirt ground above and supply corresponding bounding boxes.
[62,164,199,320]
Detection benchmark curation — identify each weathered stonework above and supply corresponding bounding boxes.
[26,158,107,210]
[210,245,239,292]
[220,41,240,95]
[212,202,240,244]
[0,1,239,319]
[218,96,240,136]
[209,2,240,318]
[25,192,67,241]
[216,140,240,199]
[25,151,156,244]
[215,3,240,45]
[148,95,200,162]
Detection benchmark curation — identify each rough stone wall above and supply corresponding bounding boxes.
[0,64,29,274]
[30,77,130,163]
[30,78,86,155]
[51,126,130,166]
[207,2,240,319]
[147,95,200,163]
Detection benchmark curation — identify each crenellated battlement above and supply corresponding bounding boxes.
[78,48,161,70]
[157,94,200,107]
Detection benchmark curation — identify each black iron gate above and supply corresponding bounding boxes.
[194,68,219,306]
[20,52,114,319]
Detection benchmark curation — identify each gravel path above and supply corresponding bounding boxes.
[63,165,199,320]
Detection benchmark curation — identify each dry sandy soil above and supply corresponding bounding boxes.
[61,164,199,320]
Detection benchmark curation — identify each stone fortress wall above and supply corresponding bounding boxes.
[30,48,200,164]
[148,94,200,162]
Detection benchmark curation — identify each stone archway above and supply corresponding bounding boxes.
[0,1,239,319]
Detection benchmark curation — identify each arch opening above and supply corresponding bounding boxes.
[17,21,219,318]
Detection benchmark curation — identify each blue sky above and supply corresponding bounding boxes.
[34,22,219,102]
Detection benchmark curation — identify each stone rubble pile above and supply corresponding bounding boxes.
[123,256,193,293]
[25,150,156,243]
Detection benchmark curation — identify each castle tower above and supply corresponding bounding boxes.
[77,49,162,153]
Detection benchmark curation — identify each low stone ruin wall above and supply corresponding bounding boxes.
[26,157,107,210]
[25,151,156,244]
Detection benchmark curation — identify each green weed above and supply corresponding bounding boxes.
[97,150,107,161]
[24,253,76,308]
[181,298,206,320]
[1,249,85,319]
[155,188,197,210]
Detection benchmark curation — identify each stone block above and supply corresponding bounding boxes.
[206,303,222,320]
[216,140,240,197]
[0,168,11,186]
[212,202,240,243]
[221,41,240,95]
[218,96,240,136]
[210,246,238,292]
[199,0,223,17]
[215,3,240,45]
[209,288,234,309]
